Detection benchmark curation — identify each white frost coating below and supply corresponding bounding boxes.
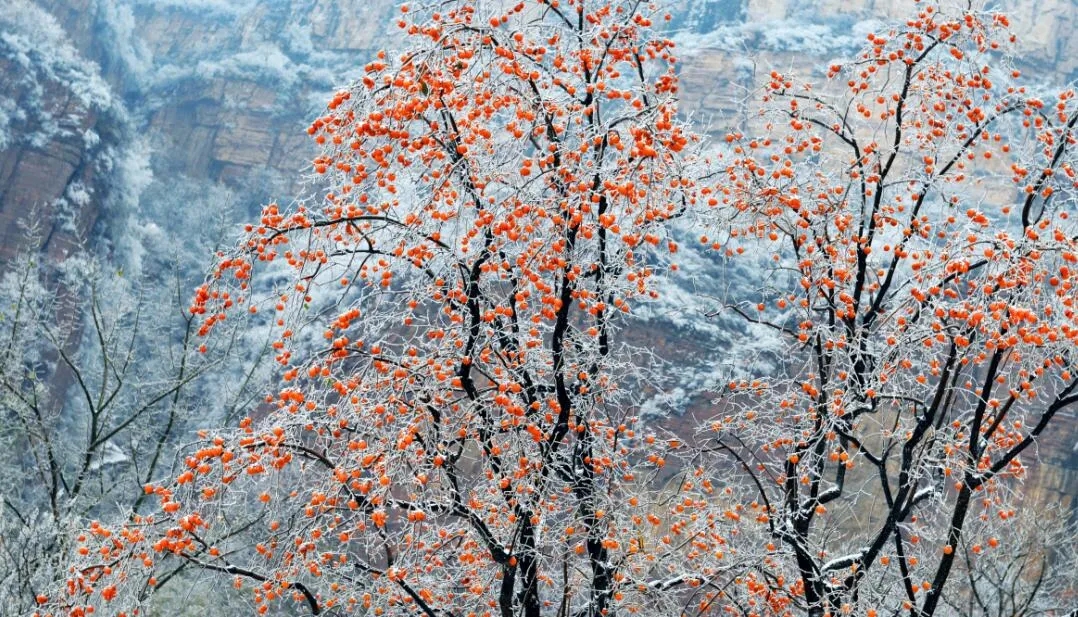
[129,0,259,17]
[65,181,92,207]
[150,43,338,100]
[912,485,938,504]
[82,128,100,149]
[96,0,154,84]
[647,576,687,590]
[99,136,155,275]
[639,386,690,418]
[0,0,119,153]
[821,550,865,572]
[675,18,883,58]
[0,97,16,150]
[87,441,131,471]
[0,1,114,111]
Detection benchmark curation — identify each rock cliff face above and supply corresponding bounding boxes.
[1,0,401,265]
[4,0,1077,510]
[0,0,133,261]
[36,0,400,198]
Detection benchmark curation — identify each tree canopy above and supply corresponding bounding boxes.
[42,2,1078,617]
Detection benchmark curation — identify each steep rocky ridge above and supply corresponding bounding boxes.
[0,0,143,261]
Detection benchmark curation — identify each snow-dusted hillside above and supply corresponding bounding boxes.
[0,0,149,262]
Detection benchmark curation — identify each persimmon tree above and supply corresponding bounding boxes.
[46,2,1078,617]
[49,2,727,616]
[705,2,1078,617]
